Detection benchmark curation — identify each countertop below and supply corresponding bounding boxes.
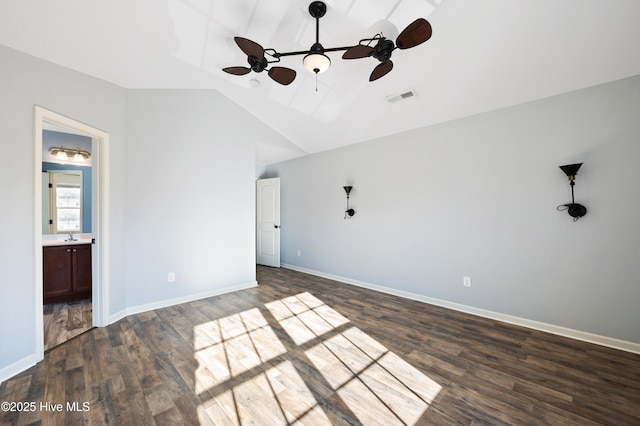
[42,233,93,247]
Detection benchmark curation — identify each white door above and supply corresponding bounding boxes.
[256,178,281,267]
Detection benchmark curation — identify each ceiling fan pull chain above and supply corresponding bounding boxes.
[315,73,318,91]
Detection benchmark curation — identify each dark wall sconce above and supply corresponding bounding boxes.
[344,186,355,219]
[557,163,587,221]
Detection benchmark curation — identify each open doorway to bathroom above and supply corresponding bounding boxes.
[41,128,94,350]
[34,106,110,359]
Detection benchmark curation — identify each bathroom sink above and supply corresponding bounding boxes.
[43,238,92,246]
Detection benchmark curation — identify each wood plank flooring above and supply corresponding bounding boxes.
[2,266,639,425]
[43,299,93,351]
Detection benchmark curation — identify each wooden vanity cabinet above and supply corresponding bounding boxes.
[43,244,92,304]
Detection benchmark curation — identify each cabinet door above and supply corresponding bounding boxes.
[43,246,73,299]
[72,244,92,294]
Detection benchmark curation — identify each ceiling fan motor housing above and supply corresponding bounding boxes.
[565,203,587,219]
[308,42,325,54]
[248,55,267,73]
[373,39,395,62]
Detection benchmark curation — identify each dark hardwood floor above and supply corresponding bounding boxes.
[2,266,639,425]
[43,299,93,351]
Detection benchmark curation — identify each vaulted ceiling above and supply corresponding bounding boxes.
[2,0,640,165]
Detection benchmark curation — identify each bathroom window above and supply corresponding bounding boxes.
[55,185,81,231]
[46,171,83,234]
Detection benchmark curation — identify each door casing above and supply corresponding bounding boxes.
[34,106,110,360]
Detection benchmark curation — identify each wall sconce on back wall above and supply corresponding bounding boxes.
[557,163,587,222]
[344,186,355,219]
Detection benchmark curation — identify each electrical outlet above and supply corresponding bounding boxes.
[463,276,471,287]
[168,272,176,282]
[297,249,301,257]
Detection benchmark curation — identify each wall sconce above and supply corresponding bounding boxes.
[49,146,90,162]
[343,186,355,219]
[557,163,587,221]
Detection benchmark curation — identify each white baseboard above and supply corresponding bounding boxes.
[109,308,128,324]
[281,263,640,355]
[0,353,40,384]
[110,280,258,323]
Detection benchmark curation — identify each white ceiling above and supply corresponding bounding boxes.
[2,0,640,165]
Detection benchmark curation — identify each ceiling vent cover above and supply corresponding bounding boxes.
[386,89,417,103]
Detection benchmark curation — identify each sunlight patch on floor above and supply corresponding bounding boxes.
[197,360,330,425]
[306,327,442,425]
[193,308,286,393]
[195,292,441,425]
[265,293,350,345]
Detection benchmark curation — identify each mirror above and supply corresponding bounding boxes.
[41,128,92,234]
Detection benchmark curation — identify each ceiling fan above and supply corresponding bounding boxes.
[222,37,298,86]
[342,18,432,81]
[222,1,432,86]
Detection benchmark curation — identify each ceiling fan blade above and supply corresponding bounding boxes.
[342,44,375,60]
[369,60,393,81]
[234,36,264,59]
[396,18,432,49]
[223,66,252,76]
[268,67,297,85]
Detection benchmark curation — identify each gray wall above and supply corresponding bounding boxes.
[124,89,260,306]
[264,75,640,344]
[0,44,127,370]
[0,46,279,377]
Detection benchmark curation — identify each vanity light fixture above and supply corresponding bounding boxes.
[344,186,355,219]
[55,149,68,161]
[50,146,90,162]
[557,163,587,221]
[72,149,86,162]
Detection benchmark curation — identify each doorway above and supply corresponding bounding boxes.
[256,177,281,267]
[33,106,110,360]
[42,160,91,350]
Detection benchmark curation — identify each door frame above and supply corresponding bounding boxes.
[34,106,110,360]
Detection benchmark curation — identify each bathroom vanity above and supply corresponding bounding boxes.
[43,236,92,304]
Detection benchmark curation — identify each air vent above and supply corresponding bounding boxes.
[386,89,417,104]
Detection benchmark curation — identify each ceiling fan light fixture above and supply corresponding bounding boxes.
[303,53,331,74]
[303,43,331,74]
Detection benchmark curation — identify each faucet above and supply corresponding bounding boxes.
[68,232,77,241]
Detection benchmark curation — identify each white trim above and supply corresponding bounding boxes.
[34,106,110,364]
[109,281,258,324]
[34,109,44,362]
[108,308,129,325]
[94,123,110,327]
[0,354,40,384]
[281,263,640,355]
